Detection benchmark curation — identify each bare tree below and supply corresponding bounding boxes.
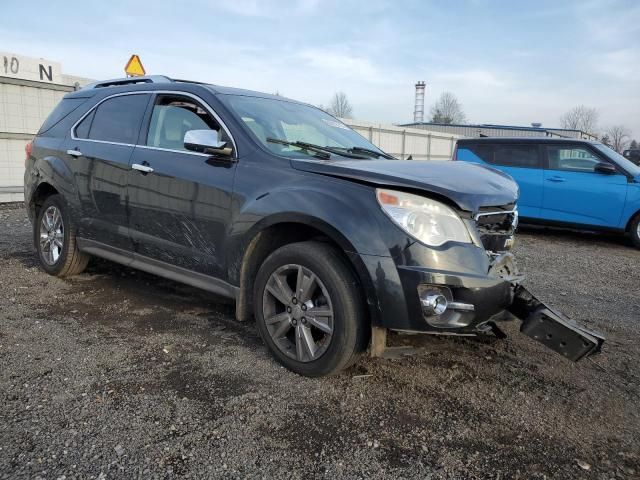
[559,105,599,135]
[600,134,611,147]
[605,125,631,153]
[430,92,466,124]
[630,139,638,149]
[327,92,353,118]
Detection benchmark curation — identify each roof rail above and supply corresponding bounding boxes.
[83,75,173,89]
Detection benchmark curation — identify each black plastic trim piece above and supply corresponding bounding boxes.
[76,238,239,299]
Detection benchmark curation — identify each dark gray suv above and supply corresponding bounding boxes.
[24,75,603,376]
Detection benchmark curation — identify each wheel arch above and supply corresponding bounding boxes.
[234,215,380,326]
[28,182,59,220]
[625,209,640,232]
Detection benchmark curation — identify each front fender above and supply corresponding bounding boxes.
[621,182,640,229]
[229,164,412,262]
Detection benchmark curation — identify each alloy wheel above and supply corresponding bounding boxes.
[262,264,334,362]
[39,206,64,265]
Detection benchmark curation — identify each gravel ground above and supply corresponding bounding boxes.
[1,202,639,479]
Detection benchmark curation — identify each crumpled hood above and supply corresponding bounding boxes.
[290,158,519,213]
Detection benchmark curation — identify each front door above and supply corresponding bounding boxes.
[127,93,237,279]
[65,92,150,251]
[541,144,628,227]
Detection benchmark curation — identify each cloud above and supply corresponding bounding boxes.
[297,49,384,81]
[0,0,638,137]
[431,70,508,89]
[592,48,640,79]
[213,0,321,17]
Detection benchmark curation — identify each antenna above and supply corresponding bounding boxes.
[414,81,426,123]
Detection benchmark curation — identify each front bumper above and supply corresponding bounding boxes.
[358,239,604,361]
[358,241,514,333]
[508,286,604,361]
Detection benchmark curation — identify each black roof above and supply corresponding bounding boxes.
[400,121,588,135]
[456,137,599,145]
[67,75,304,105]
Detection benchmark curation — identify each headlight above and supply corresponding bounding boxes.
[376,189,471,247]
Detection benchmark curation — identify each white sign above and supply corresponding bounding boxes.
[0,52,62,83]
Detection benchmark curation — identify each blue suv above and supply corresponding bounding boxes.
[454,138,640,248]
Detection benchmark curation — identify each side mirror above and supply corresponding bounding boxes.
[594,162,617,175]
[184,130,232,157]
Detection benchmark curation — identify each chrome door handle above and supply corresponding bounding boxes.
[131,163,154,174]
[66,149,83,157]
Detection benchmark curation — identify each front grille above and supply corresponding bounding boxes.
[475,204,517,252]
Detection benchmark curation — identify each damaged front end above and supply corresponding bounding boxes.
[474,206,604,361]
[508,285,604,361]
[475,207,604,362]
[372,203,605,362]
[477,209,604,362]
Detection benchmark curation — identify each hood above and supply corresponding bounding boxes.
[290,158,519,213]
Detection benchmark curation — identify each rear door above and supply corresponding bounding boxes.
[456,142,543,219]
[541,144,628,227]
[65,92,151,251]
[126,92,237,279]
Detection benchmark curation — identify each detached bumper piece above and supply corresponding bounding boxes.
[508,286,604,362]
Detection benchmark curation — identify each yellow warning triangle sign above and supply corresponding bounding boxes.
[124,55,146,77]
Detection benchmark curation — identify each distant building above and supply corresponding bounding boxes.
[0,52,93,202]
[397,121,598,141]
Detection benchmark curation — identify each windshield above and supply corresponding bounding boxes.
[593,143,640,176]
[221,94,387,159]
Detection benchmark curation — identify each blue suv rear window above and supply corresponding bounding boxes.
[463,144,540,168]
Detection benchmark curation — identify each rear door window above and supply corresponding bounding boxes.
[492,145,540,168]
[462,144,494,163]
[462,144,540,168]
[85,94,150,144]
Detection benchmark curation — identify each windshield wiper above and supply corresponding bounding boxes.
[343,146,395,160]
[266,138,368,159]
[267,138,330,159]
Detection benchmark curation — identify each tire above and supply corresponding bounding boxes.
[34,194,90,277]
[253,241,368,377]
[630,214,640,249]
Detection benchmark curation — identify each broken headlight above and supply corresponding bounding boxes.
[376,189,471,247]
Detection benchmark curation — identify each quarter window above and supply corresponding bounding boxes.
[79,94,149,144]
[146,95,227,152]
[546,146,604,172]
[39,97,89,134]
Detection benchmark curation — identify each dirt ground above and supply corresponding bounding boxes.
[1,202,639,479]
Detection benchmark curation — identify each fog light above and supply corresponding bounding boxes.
[421,293,448,316]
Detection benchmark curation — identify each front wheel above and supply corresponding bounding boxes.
[253,241,368,377]
[630,214,640,249]
[35,194,90,277]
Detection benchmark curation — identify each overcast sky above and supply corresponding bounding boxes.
[3,0,639,138]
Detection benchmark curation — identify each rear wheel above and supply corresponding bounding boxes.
[35,194,89,277]
[630,214,640,249]
[254,241,368,376]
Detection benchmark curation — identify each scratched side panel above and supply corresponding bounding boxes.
[127,147,236,280]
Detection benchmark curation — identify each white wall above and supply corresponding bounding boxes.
[342,119,460,160]
[0,83,67,135]
[0,52,91,202]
